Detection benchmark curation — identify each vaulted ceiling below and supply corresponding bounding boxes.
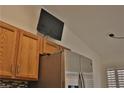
[43,5,124,62]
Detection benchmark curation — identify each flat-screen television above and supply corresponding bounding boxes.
[37,9,64,41]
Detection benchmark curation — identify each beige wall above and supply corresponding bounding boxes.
[0,5,103,87]
[0,5,37,33]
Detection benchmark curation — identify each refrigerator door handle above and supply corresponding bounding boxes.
[78,72,85,88]
[78,73,82,88]
[81,73,85,88]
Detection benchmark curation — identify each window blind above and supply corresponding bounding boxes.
[107,70,117,88]
[107,68,124,88]
[117,69,124,88]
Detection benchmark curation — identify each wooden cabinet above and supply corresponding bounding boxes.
[0,21,40,80]
[43,38,60,54]
[0,21,71,82]
[29,52,65,88]
[16,30,40,80]
[39,37,43,54]
[0,21,18,78]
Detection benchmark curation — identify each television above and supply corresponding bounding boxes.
[37,9,64,41]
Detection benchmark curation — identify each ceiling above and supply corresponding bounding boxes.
[43,5,124,62]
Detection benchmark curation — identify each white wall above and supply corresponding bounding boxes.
[0,5,103,87]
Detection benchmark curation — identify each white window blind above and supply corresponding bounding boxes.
[107,70,117,88]
[117,69,124,88]
[107,68,124,88]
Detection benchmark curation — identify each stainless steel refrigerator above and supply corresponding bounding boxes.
[64,50,94,88]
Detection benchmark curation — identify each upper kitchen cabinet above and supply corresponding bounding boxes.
[0,21,18,78]
[29,51,65,88]
[39,37,43,54]
[16,30,40,80]
[43,38,61,55]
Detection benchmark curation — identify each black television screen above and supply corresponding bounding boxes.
[37,9,64,41]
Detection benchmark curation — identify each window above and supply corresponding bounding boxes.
[107,68,124,88]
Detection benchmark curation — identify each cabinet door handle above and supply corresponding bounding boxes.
[10,64,13,74]
[17,64,20,73]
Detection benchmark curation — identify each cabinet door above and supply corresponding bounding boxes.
[16,31,39,80]
[43,39,60,54]
[39,37,43,54]
[80,56,93,73]
[0,22,18,77]
[38,53,62,88]
[65,51,81,72]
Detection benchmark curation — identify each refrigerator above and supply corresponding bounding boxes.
[64,50,94,88]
